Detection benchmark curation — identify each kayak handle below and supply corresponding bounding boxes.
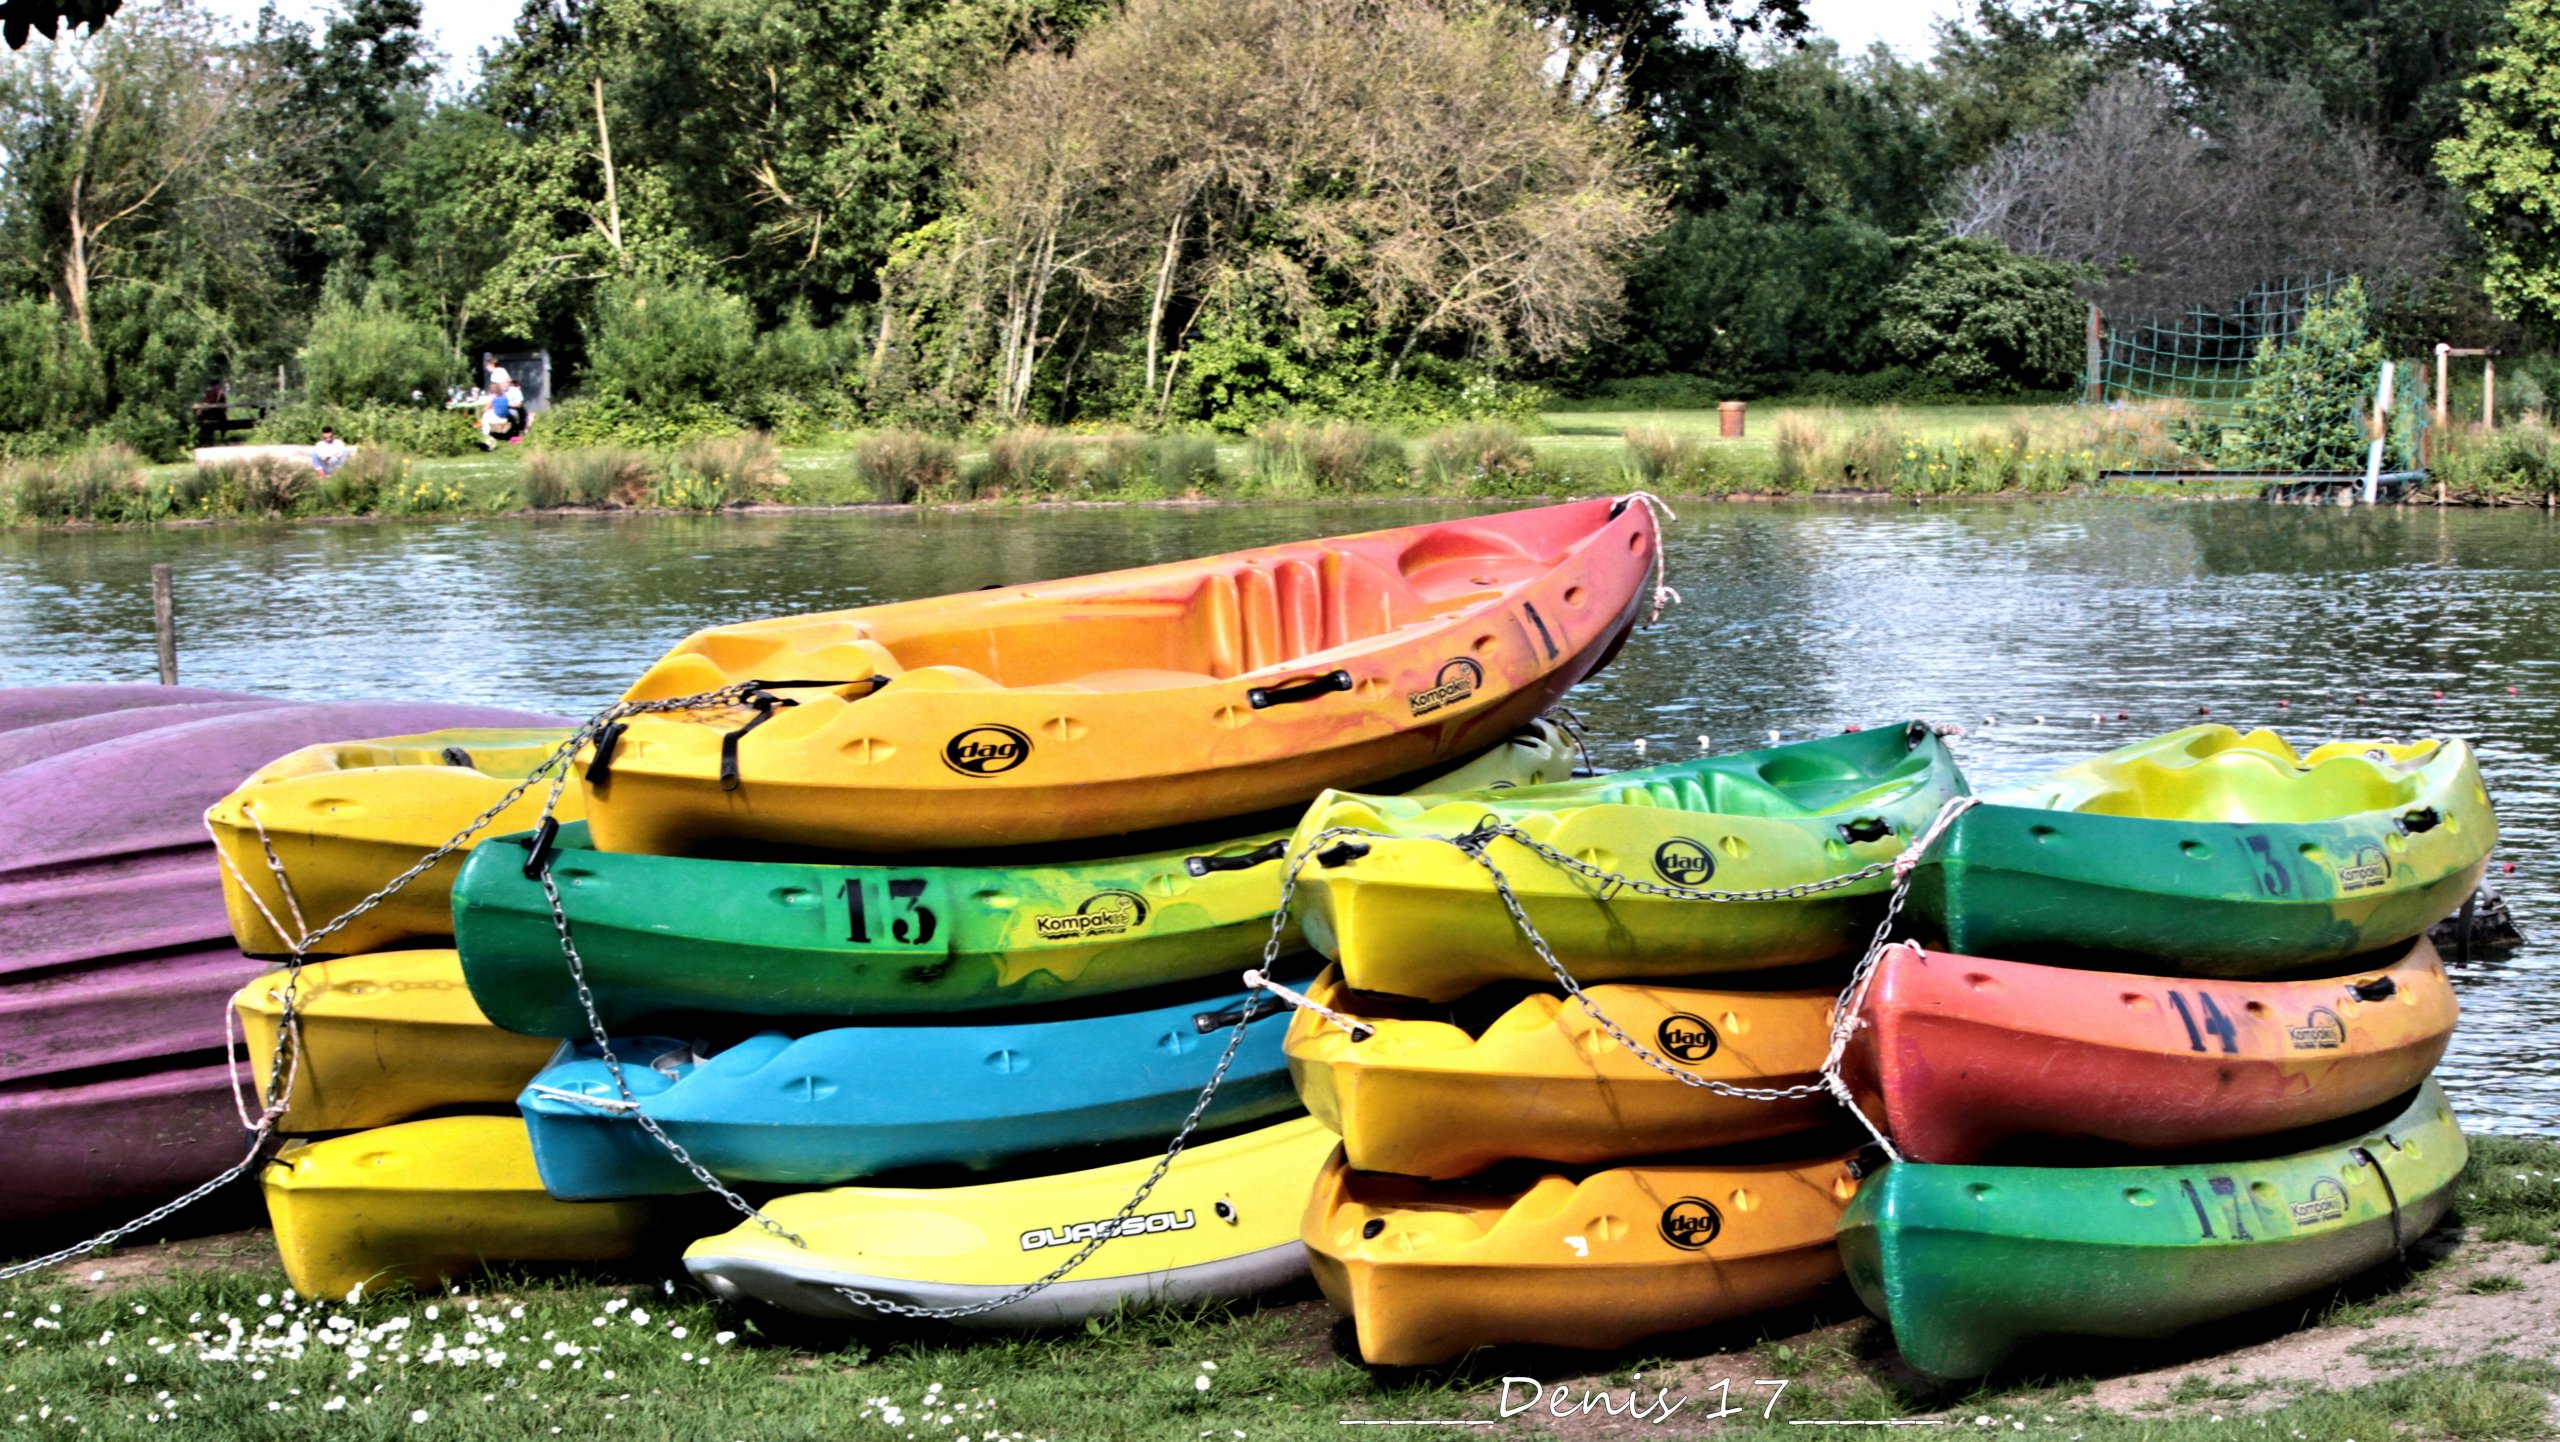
[1316,841,1371,868]
[520,815,561,879]
[1248,669,1354,710]
[1193,995,1287,1034]
[441,745,474,768]
[2395,807,2442,835]
[1186,839,1288,877]
[1838,817,1893,845]
[2348,976,2398,1002]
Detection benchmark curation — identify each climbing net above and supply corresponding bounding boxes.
[2088,274,2350,412]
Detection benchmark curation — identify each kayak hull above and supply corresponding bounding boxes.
[1837,1081,2465,1379]
[1912,728,2494,975]
[588,498,1657,855]
[519,974,1306,1199]
[1287,967,1835,1178]
[208,727,575,958]
[1304,1147,1861,1365]
[1292,724,1968,1000]
[455,728,1573,1033]
[684,1116,1333,1328]
[261,1115,675,1298]
[233,950,559,1134]
[1848,939,2455,1163]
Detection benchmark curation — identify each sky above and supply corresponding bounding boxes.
[195,0,1974,82]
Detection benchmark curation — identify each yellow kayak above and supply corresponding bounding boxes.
[261,1115,670,1298]
[1304,1145,1861,1365]
[1286,967,1836,1179]
[686,1117,1335,1328]
[231,950,560,1134]
[208,727,573,958]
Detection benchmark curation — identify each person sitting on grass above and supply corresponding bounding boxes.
[479,386,512,448]
[311,428,351,476]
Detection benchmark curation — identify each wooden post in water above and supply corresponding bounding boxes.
[2363,361,2393,507]
[151,563,176,685]
[2085,305,2104,405]
[2435,343,2450,427]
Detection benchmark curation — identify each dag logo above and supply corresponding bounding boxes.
[1653,837,1715,887]
[1658,1197,1723,1251]
[1033,889,1151,940]
[943,724,1031,777]
[2336,841,2392,893]
[2288,1005,2346,1050]
[1657,1013,1720,1063]
[1406,658,1485,717]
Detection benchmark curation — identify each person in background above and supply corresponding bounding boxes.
[311,428,351,476]
[479,385,512,448]
[483,352,511,394]
[503,373,529,442]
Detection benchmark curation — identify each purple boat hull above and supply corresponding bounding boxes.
[1,687,568,1230]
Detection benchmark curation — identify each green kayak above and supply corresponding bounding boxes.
[1838,1080,2465,1380]
[1289,723,1970,1000]
[1909,726,2494,976]
[451,727,1575,1035]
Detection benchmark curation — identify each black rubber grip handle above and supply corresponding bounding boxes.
[2349,976,2399,1002]
[441,746,473,768]
[2396,807,2442,835]
[1316,840,1371,868]
[585,721,627,787]
[1186,839,1289,877]
[1839,817,1893,844]
[1192,995,1286,1034]
[1247,670,1353,710]
[521,815,561,879]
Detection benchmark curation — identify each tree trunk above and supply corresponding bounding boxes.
[593,73,624,257]
[64,175,93,347]
[1143,208,1187,398]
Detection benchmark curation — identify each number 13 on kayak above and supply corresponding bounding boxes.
[580,496,1662,855]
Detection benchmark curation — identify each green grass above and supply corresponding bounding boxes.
[6,1137,2556,1439]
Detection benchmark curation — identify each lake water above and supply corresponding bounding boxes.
[6,498,2556,1132]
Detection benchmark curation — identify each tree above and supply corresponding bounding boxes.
[302,281,451,404]
[252,0,434,283]
[1877,232,2082,392]
[2438,0,2560,328]
[2226,276,2385,470]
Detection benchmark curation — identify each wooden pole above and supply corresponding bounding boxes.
[151,563,176,686]
[2363,361,2394,507]
[2085,304,2104,405]
[2435,343,2450,427]
[2484,357,2496,430]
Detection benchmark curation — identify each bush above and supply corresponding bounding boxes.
[672,433,787,503]
[1621,425,1699,486]
[854,430,959,503]
[1246,422,1408,494]
[1878,233,2084,395]
[581,276,756,411]
[0,298,106,449]
[972,427,1079,498]
[2433,422,2560,502]
[1089,432,1221,496]
[251,401,483,458]
[1770,411,1832,492]
[1617,424,1765,494]
[321,447,411,514]
[536,396,743,450]
[522,447,660,508]
[303,287,454,406]
[3,445,148,524]
[2223,278,2386,472]
[1418,423,1535,493]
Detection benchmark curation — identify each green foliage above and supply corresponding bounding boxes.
[536,397,743,450]
[853,429,959,502]
[581,277,756,412]
[1,444,145,523]
[1244,422,1408,494]
[319,445,409,513]
[1417,423,1535,493]
[2430,419,2560,501]
[1877,233,2083,394]
[521,447,658,508]
[972,426,1079,497]
[250,401,482,458]
[2224,278,2387,470]
[669,432,786,506]
[0,297,105,449]
[1085,432,1221,497]
[302,285,453,405]
[2439,0,2560,328]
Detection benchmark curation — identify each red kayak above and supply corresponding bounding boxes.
[1844,939,2455,1164]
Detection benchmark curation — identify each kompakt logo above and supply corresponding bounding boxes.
[943,724,1032,776]
[1033,889,1150,940]
[1407,658,1485,716]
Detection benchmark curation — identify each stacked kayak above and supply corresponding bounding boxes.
[0,687,558,1231]
[1835,725,2491,1378]
[198,499,1662,1313]
[1288,727,1960,1361]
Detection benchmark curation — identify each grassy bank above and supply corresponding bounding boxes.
[9,402,2559,529]
[2,1137,2554,1440]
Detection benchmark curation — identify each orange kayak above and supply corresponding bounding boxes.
[583,498,1660,854]
[1844,938,2456,1163]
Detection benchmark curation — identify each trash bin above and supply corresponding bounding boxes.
[1719,401,1746,438]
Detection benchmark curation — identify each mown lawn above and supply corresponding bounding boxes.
[5,1137,2555,1440]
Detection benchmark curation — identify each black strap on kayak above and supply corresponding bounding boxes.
[1247,669,1353,710]
[441,745,473,768]
[586,721,629,786]
[2353,1144,2407,1261]
[1186,839,1288,877]
[716,676,892,792]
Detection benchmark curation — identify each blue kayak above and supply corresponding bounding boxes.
[517,975,1306,1200]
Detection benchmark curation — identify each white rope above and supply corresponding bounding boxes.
[1241,968,1374,1040]
[524,1083,643,1114]
[1619,491,1683,625]
[205,811,306,955]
